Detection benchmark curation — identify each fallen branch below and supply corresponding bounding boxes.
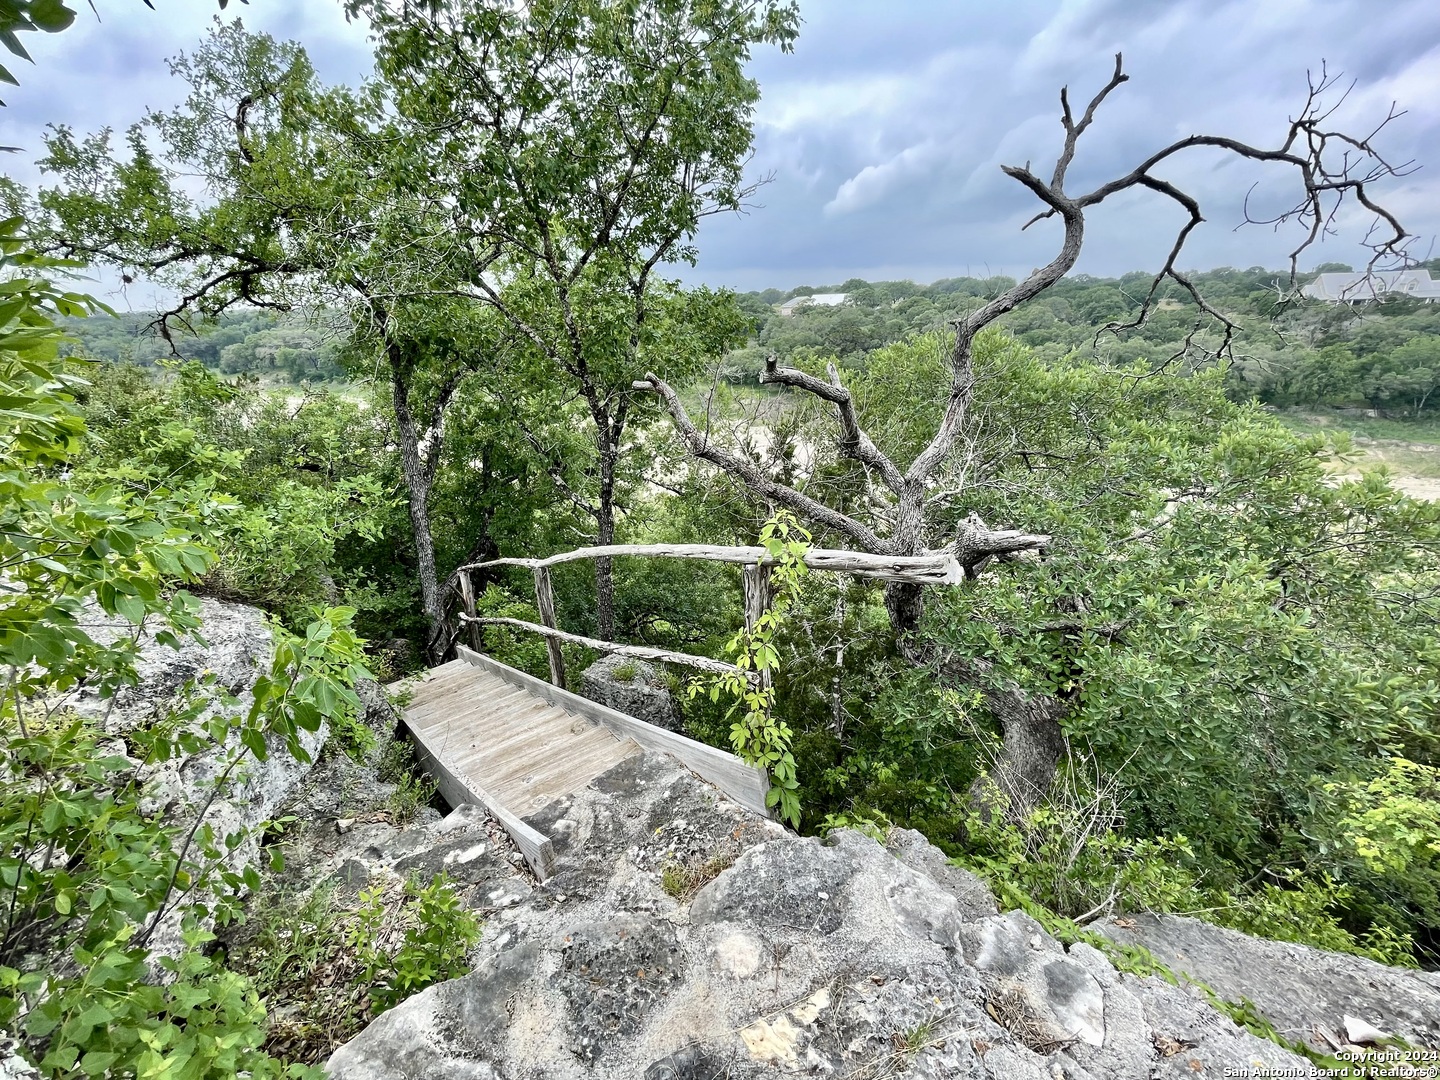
[459,544,964,585]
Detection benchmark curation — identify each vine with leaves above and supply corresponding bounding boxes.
[691,512,810,826]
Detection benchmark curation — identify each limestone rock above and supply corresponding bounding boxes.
[60,598,328,963]
[885,826,999,920]
[67,597,274,733]
[580,653,680,731]
[1094,912,1440,1051]
[0,1039,39,1080]
[328,751,1311,1079]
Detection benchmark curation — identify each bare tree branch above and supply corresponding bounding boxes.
[759,353,906,493]
[635,371,890,553]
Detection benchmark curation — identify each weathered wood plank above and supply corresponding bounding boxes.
[475,696,564,728]
[404,695,538,739]
[404,674,533,715]
[403,710,556,881]
[474,724,627,792]
[455,646,772,817]
[406,684,558,733]
[459,544,964,585]
[742,563,774,693]
[533,566,566,687]
[456,571,482,653]
[491,733,639,797]
[493,739,640,811]
[445,714,580,771]
[404,669,495,710]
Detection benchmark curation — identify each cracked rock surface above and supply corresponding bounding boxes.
[327,752,1315,1079]
[1094,912,1440,1053]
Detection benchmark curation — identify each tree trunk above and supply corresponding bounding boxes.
[883,487,929,633]
[593,432,619,640]
[887,480,1069,817]
[976,689,1069,817]
[883,581,926,634]
[390,352,444,662]
[920,639,1072,819]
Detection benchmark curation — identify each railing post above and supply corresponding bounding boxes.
[741,562,774,691]
[457,570,482,653]
[533,566,566,687]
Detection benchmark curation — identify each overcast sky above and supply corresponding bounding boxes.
[3,0,1437,300]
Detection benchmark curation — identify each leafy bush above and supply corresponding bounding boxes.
[952,775,1416,966]
[0,229,367,1077]
[349,875,481,1013]
[386,771,438,826]
[690,511,810,825]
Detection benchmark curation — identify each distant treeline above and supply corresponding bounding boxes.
[57,261,1440,416]
[58,310,348,383]
[727,261,1440,418]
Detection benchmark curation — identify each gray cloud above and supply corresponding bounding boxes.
[687,0,1440,289]
[2,0,1434,300]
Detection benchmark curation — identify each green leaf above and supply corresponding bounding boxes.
[29,0,76,33]
[239,726,268,761]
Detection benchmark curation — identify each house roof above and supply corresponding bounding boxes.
[777,292,848,312]
[1302,269,1440,302]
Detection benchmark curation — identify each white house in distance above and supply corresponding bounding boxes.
[1302,268,1440,304]
[777,292,848,316]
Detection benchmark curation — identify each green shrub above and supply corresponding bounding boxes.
[955,780,1416,966]
[349,875,481,1012]
[386,771,438,826]
[1319,758,1440,932]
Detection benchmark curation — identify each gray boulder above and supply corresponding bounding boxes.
[62,598,326,961]
[885,826,999,920]
[68,597,274,733]
[328,752,1310,1079]
[580,653,681,731]
[0,1039,39,1080]
[1095,912,1440,1052]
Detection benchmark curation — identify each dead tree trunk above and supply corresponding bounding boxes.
[635,54,1411,813]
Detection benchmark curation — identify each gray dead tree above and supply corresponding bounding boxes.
[636,55,1415,811]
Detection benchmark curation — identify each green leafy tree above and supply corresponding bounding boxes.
[31,23,496,656]
[351,0,798,637]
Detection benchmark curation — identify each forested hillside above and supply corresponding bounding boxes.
[58,310,348,382]
[723,264,1440,418]
[64,258,1440,424]
[2,1,1439,1076]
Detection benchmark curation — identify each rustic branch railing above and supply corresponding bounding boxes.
[457,544,964,584]
[442,543,965,689]
[457,615,754,680]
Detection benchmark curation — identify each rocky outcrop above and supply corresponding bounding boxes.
[1095,912,1440,1054]
[63,598,327,960]
[327,752,1313,1079]
[0,1038,38,1080]
[580,654,681,732]
[69,597,275,733]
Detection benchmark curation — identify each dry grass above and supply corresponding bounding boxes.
[660,852,737,902]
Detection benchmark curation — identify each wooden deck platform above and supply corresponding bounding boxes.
[399,647,771,881]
